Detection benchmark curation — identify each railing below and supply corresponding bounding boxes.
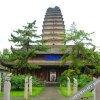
[69,77,100,100]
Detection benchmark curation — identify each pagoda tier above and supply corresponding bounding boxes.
[42,6,65,45]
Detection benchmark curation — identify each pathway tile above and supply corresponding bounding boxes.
[32,87,69,100]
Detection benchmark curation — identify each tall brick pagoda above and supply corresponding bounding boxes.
[28,6,68,82]
[42,6,65,45]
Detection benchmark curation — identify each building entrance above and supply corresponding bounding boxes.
[50,70,56,82]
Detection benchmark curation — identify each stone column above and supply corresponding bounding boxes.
[0,72,1,92]
[29,76,32,96]
[67,77,71,96]
[73,78,78,94]
[94,77,100,100]
[3,73,12,100]
[93,77,96,100]
[95,83,100,100]
[24,77,28,100]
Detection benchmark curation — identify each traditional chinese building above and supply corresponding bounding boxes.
[28,6,70,82]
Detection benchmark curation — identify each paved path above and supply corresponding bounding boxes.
[0,87,93,100]
[33,87,69,100]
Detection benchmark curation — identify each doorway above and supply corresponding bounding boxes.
[50,70,56,82]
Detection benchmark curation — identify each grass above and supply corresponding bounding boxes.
[83,91,93,97]
[59,87,73,96]
[0,87,45,97]
[59,87,93,97]
[32,87,45,97]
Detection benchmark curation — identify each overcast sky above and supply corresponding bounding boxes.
[0,0,100,52]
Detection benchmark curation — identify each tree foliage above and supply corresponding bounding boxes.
[61,22,100,77]
[78,74,92,89]
[11,75,44,90]
[0,20,47,72]
[0,48,11,60]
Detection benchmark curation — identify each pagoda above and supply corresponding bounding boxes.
[42,6,65,45]
[28,6,68,82]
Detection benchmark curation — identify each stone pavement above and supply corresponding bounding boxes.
[32,87,69,100]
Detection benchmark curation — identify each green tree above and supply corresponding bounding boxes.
[0,48,11,60]
[0,48,15,69]
[61,22,100,77]
[0,21,47,73]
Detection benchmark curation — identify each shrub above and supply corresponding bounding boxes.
[11,75,44,90]
[58,73,93,88]
[62,69,76,77]
[58,69,78,86]
[32,76,44,87]
[58,75,67,86]
[11,75,25,90]
[78,74,92,89]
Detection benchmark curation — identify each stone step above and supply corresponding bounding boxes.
[45,82,60,87]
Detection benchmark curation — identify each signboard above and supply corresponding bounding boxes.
[45,55,61,60]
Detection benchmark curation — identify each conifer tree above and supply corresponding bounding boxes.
[0,21,47,73]
[62,22,100,77]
